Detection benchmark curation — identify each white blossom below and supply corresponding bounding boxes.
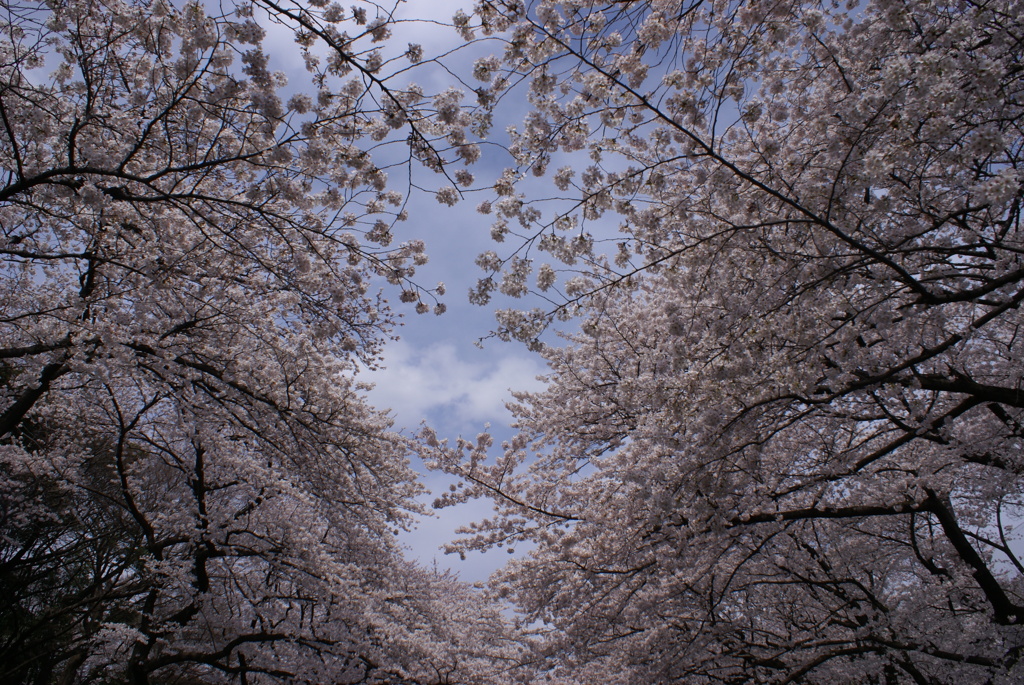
[435,185,459,205]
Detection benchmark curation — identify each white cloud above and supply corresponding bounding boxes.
[364,341,546,580]
[365,338,547,433]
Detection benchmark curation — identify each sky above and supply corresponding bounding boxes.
[261,0,554,583]
[363,233,550,583]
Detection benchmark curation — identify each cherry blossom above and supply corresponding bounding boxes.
[428,0,1024,681]
[0,0,519,682]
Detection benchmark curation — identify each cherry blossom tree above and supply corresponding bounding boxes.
[427,0,1024,681]
[0,0,521,682]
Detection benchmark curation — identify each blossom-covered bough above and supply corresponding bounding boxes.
[425,0,1024,682]
[0,0,521,682]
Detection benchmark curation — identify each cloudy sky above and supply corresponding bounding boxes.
[266,1,553,581]
[364,251,549,583]
[258,0,578,582]
[330,2,562,581]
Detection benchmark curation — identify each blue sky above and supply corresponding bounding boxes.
[260,0,552,582]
